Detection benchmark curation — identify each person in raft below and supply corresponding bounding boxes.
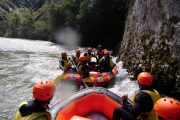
[59,52,72,71]
[84,47,94,63]
[113,72,160,120]
[95,44,104,62]
[13,80,56,120]
[72,49,81,65]
[154,97,180,120]
[98,50,115,72]
[77,56,89,78]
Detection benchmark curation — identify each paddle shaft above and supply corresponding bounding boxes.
[70,58,89,88]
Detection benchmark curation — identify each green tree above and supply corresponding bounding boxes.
[49,0,82,31]
[77,0,128,48]
[6,9,35,38]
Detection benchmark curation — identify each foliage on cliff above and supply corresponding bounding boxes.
[0,0,128,48]
[0,0,47,37]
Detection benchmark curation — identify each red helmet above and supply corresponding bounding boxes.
[137,72,153,86]
[87,47,92,52]
[61,52,67,57]
[33,80,56,101]
[154,98,180,120]
[75,49,81,54]
[79,56,86,62]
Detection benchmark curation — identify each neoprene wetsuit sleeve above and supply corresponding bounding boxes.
[113,107,135,120]
[19,104,32,117]
[123,91,153,117]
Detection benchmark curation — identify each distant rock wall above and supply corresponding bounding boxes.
[118,0,180,98]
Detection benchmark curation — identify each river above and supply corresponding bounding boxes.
[0,37,139,120]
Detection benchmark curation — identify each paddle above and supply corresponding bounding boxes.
[54,56,75,85]
[70,58,89,89]
[54,73,65,85]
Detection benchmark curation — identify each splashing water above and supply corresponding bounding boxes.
[54,27,81,47]
[0,37,138,120]
[109,61,139,100]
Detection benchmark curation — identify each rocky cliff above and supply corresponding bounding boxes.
[118,0,180,98]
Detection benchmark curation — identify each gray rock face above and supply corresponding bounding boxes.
[118,0,180,97]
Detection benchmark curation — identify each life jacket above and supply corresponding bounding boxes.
[77,62,89,78]
[78,64,83,75]
[86,53,92,62]
[13,102,51,120]
[62,58,71,68]
[132,90,160,120]
[74,56,79,64]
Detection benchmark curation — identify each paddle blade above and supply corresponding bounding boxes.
[54,73,65,85]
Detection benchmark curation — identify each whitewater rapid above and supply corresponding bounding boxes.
[0,37,139,120]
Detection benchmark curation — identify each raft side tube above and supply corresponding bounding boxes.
[50,87,123,120]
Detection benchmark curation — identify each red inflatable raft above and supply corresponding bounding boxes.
[50,87,123,120]
[60,66,118,86]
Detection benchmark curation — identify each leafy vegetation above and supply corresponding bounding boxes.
[77,0,128,48]
[0,0,128,48]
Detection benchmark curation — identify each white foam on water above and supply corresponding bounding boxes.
[0,37,62,53]
[108,60,139,100]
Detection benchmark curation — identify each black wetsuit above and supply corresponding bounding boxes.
[113,108,135,120]
[123,87,154,118]
[113,87,155,120]
[19,100,49,117]
[99,57,114,72]
[78,62,89,78]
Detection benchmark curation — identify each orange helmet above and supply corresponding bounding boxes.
[33,80,56,101]
[61,52,67,57]
[79,56,86,62]
[87,47,92,52]
[137,72,153,86]
[75,49,81,54]
[154,98,180,120]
